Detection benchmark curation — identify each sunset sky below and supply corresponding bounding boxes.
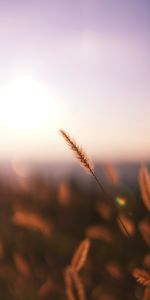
[0,0,150,162]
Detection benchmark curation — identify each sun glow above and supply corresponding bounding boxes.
[0,78,59,133]
[0,77,68,160]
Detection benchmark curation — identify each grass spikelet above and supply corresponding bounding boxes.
[39,280,58,299]
[132,268,150,286]
[59,129,93,174]
[144,288,150,300]
[12,209,51,237]
[85,225,113,243]
[66,288,76,300]
[70,268,87,300]
[139,219,150,247]
[104,163,119,185]
[58,181,71,205]
[105,261,123,280]
[144,254,150,268]
[59,129,108,194]
[65,266,87,300]
[139,164,150,211]
[96,201,113,221]
[59,129,130,236]
[71,239,90,272]
[65,267,77,300]
[14,254,30,276]
[117,214,135,237]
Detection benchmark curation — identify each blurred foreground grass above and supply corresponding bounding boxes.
[0,169,149,300]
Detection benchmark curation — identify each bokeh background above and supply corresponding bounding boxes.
[0,1,150,299]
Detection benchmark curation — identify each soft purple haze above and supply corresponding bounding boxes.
[0,0,150,162]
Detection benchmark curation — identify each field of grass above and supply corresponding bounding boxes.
[0,159,150,300]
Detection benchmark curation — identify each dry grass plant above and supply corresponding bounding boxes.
[64,238,90,300]
[60,129,130,237]
[60,129,150,299]
[139,165,150,211]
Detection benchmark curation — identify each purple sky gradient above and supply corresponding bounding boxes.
[0,0,150,162]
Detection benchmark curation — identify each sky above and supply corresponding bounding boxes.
[0,0,150,163]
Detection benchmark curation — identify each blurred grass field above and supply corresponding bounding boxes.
[0,164,149,300]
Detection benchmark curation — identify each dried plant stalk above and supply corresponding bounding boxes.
[105,261,123,280]
[71,239,90,272]
[65,267,87,300]
[65,267,77,300]
[39,280,57,299]
[66,288,77,300]
[139,165,150,210]
[60,129,130,237]
[59,129,107,194]
[117,214,135,237]
[139,219,150,247]
[144,254,150,268]
[104,163,119,185]
[71,268,87,300]
[14,254,30,276]
[132,268,150,286]
[85,225,113,243]
[144,288,150,300]
[59,129,93,173]
[12,209,51,236]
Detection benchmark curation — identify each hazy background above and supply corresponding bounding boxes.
[0,0,150,164]
[0,3,150,299]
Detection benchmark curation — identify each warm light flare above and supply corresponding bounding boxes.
[0,78,57,132]
[116,196,127,207]
[0,77,65,159]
